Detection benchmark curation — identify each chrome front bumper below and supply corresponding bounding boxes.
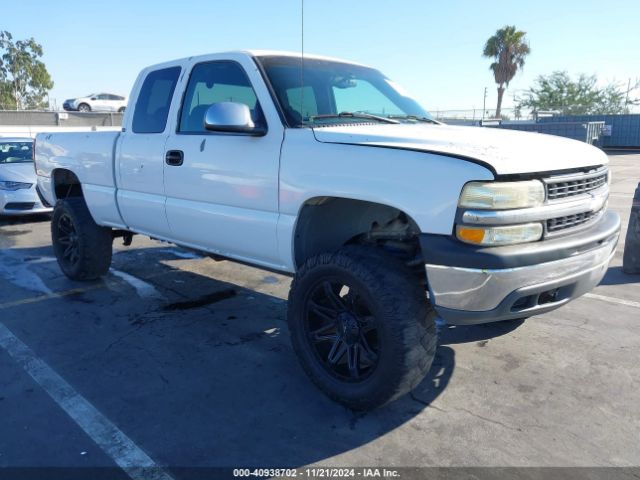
[424,212,620,325]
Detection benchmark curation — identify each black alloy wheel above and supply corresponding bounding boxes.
[55,213,81,268]
[304,279,380,382]
[51,197,113,280]
[287,246,437,410]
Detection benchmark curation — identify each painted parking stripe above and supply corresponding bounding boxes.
[110,269,166,300]
[0,322,174,480]
[584,292,640,309]
[0,270,172,311]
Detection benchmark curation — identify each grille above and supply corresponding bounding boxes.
[4,202,35,211]
[546,170,608,200]
[547,210,599,233]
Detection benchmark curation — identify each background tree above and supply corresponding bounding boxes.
[482,25,530,118]
[518,71,639,115]
[0,31,54,110]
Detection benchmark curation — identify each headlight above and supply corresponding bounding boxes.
[456,223,543,246]
[0,181,32,191]
[459,180,545,210]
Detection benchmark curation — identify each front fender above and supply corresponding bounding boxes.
[279,129,494,235]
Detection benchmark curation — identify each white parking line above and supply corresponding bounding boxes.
[0,250,53,295]
[110,269,165,300]
[584,292,640,309]
[0,322,174,480]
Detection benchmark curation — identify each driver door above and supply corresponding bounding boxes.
[163,59,284,268]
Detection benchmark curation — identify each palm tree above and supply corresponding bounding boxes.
[483,26,530,118]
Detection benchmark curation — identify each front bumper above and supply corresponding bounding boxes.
[0,186,53,216]
[422,210,621,325]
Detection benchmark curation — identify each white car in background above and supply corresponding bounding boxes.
[63,93,127,113]
[0,138,52,216]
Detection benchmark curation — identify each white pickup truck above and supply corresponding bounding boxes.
[35,50,620,409]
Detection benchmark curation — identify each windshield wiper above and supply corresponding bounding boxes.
[309,112,400,124]
[387,114,441,125]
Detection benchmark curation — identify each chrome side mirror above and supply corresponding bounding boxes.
[203,102,266,136]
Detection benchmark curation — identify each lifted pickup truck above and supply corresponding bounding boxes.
[35,51,620,409]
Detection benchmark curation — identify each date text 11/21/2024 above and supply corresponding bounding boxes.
[232,468,400,477]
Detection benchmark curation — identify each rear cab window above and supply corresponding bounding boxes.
[132,66,181,134]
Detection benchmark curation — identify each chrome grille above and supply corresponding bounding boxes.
[546,209,600,233]
[459,166,610,239]
[545,167,608,200]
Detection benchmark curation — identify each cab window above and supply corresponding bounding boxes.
[179,61,263,133]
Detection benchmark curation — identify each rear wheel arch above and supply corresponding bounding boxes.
[52,169,83,201]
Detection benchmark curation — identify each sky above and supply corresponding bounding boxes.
[5,0,640,114]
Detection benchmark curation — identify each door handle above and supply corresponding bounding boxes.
[165,150,184,166]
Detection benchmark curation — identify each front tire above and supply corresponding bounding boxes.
[51,197,112,280]
[78,103,91,112]
[287,246,437,410]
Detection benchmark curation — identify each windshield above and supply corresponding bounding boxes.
[0,142,33,164]
[257,56,432,127]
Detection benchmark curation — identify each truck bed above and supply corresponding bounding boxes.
[35,130,124,228]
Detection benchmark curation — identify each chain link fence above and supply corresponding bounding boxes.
[432,108,640,147]
[432,107,531,122]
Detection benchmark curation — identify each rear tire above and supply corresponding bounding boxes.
[287,246,437,410]
[51,197,112,280]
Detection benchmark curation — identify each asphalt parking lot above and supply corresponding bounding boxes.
[0,153,639,477]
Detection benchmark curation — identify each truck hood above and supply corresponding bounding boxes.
[312,123,608,175]
[0,162,36,183]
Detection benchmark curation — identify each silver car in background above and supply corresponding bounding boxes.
[0,138,52,216]
[62,93,127,112]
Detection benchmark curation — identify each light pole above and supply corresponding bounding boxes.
[482,87,487,122]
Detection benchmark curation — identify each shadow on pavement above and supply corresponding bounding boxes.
[604,149,640,156]
[439,319,524,346]
[0,245,525,473]
[599,265,640,285]
[0,213,51,227]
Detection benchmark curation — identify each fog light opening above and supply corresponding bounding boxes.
[511,295,534,312]
[538,288,560,305]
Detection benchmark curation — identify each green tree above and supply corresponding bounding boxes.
[482,25,531,118]
[0,31,54,110]
[518,71,639,115]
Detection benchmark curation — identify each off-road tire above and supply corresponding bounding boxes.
[287,245,437,410]
[51,197,112,280]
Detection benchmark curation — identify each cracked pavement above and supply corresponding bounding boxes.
[0,154,639,473]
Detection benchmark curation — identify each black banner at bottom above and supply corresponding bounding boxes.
[0,467,638,480]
